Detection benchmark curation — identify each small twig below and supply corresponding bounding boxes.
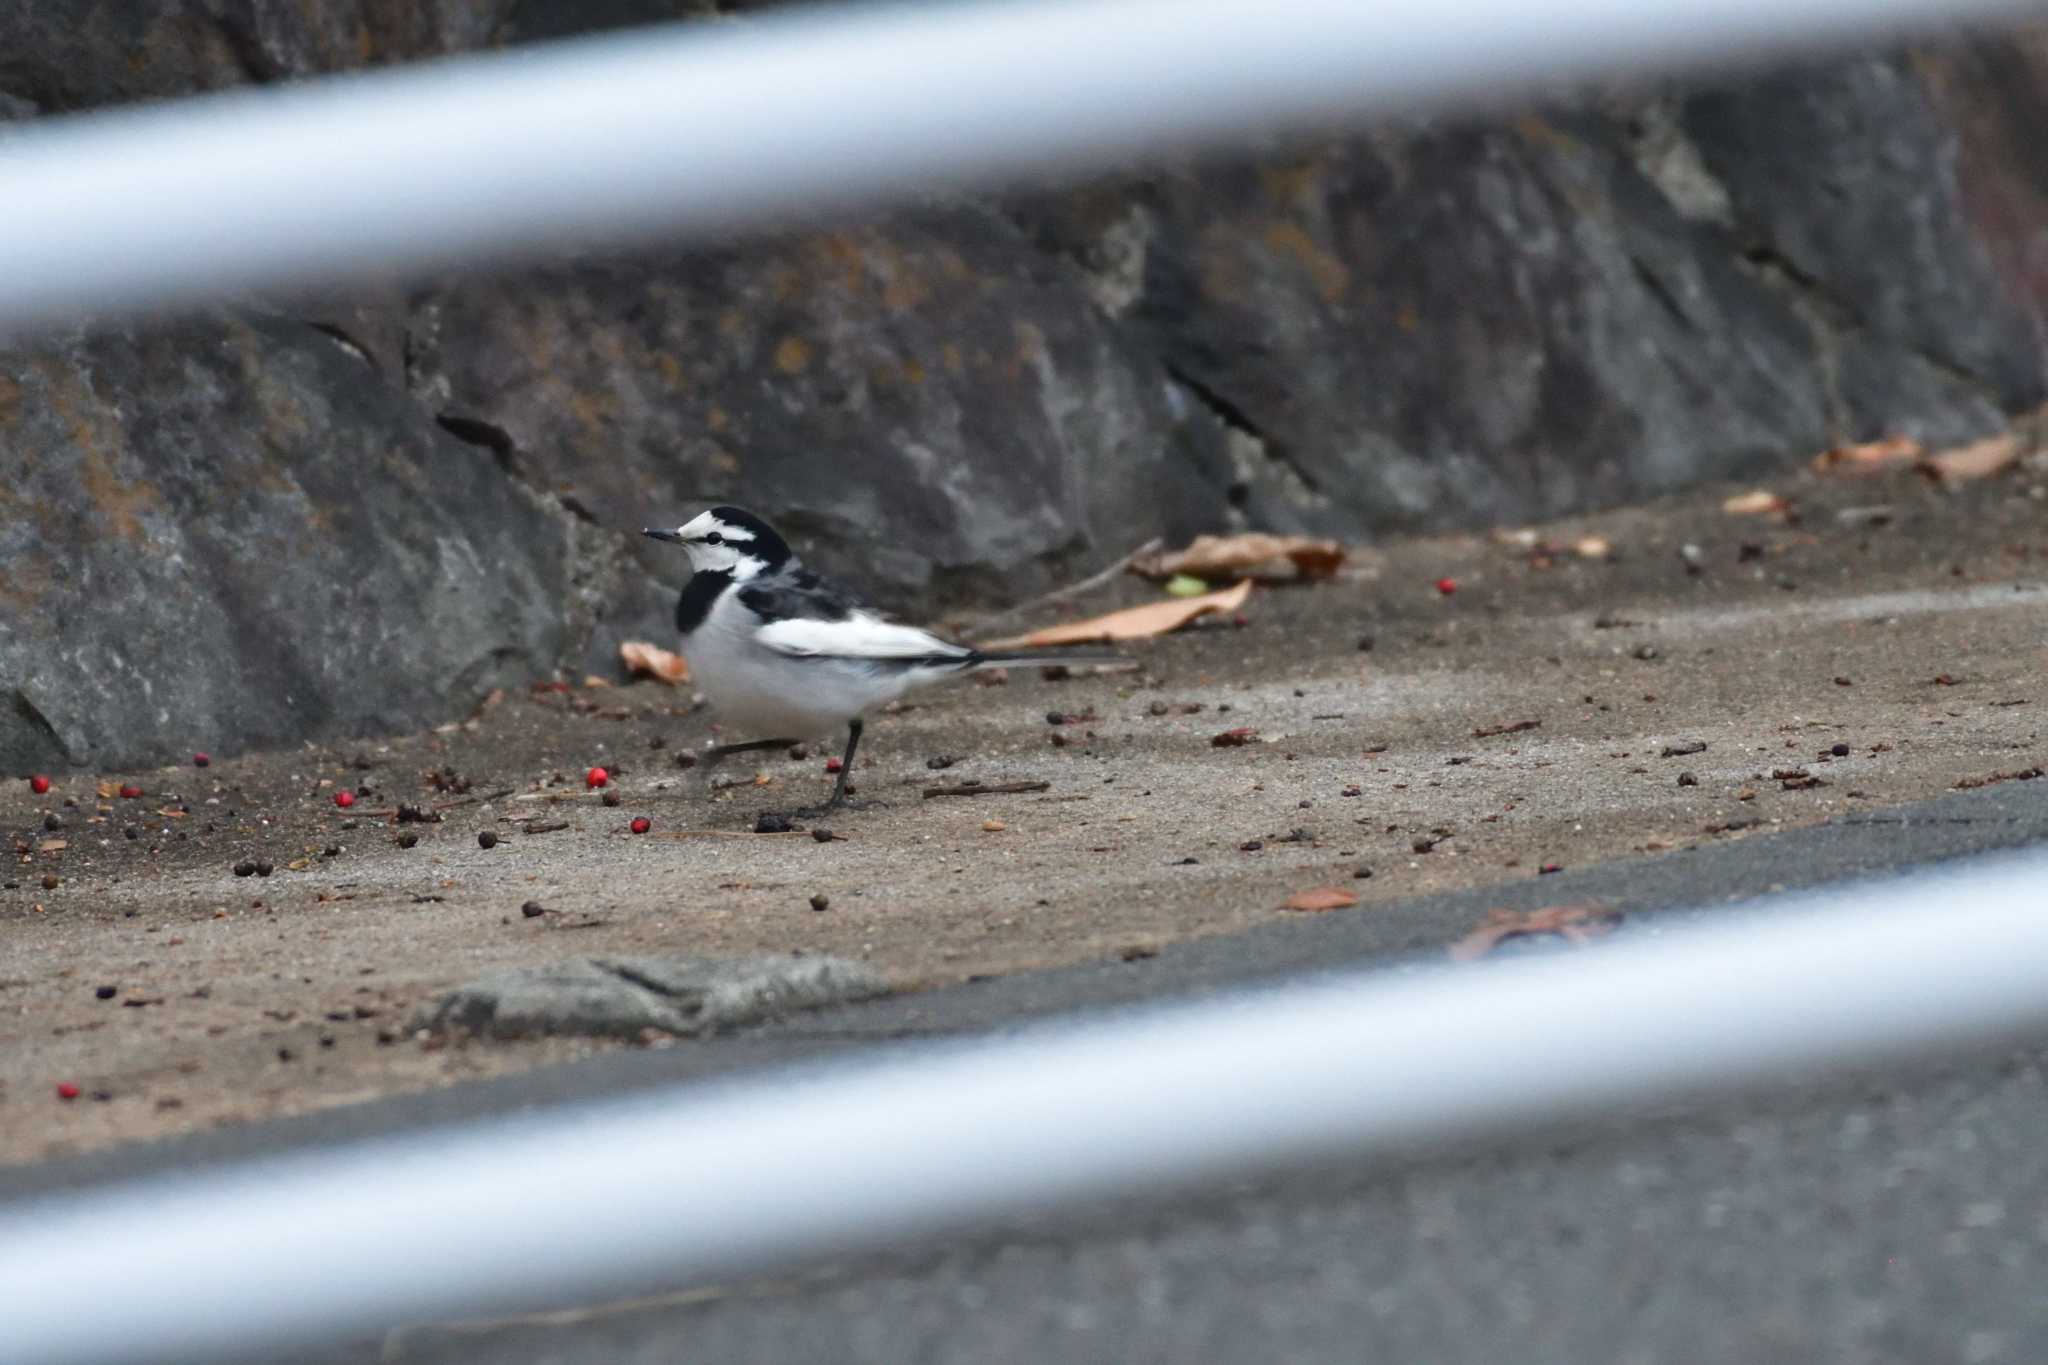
[647,829,806,840]
[518,820,571,835]
[923,780,1052,800]
[355,787,514,820]
[958,538,1164,640]
[1473,720,1540,739]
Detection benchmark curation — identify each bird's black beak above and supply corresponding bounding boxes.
[643,528,686,544]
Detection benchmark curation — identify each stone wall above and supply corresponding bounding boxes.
[3,3,2045,768]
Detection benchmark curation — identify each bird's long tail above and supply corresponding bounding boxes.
[963,647,1127,669]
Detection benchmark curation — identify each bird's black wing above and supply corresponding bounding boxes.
[735,560,866,625]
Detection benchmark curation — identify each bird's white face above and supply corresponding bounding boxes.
[649,510,767,579]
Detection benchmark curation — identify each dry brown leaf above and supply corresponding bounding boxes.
[985,579,1252,649]
[619,640,690,685]
[38,838,66,853]
[1721,489,1789,517]
[1810,435,1922,476]
[1917,432,2022,486]
[1448,904,1619,961]
[1134,534,1345,582]
[94,781,117,800]
[1282,885,1359,913]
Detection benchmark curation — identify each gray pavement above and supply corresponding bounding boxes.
[10,777,2048,1364]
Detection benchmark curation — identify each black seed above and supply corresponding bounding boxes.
[755,813,793,835]
[233,860,257,877]
[398,832,419,849]
[478,831,499,849]
[43,813,62,831]
[1678,772,1699,787]
[601,790,621,807]
[809,893,830,912]
[674,752,698,770]
[522,901,546,918]
[1831,742,1851,757]
[1354,867,1374,879]
[255,861,273,877]
[812,828,834,842]
[95,984,117,1000]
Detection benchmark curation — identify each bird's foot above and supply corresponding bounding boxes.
[792,795,882,820]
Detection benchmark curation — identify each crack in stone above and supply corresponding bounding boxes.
[1164,361,1326,506]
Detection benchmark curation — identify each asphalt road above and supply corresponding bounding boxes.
[10,775,2048,1365]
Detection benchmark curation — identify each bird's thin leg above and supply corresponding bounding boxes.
[823,718,862,810]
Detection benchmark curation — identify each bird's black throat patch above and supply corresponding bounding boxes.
[674,568,732,636]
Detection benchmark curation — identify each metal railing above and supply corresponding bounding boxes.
[5,849,2048,1363]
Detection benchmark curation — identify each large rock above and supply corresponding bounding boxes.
[405,212,1235,614]
[0,310,587,772]
[414,953,890,1039]
[5,4,2048,768]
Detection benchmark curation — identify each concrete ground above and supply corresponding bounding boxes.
[4,458,2047,1173]
[6,457,2048,1364]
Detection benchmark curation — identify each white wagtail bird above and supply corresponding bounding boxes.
[644,506,1109,812]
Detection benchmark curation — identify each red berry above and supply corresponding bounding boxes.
[630,817,651,834]
[56,1081,80,1101]
[29,775,51,795]
[118,783,143,799]
[586,767,609,789]
[193,753,211,768]
[333,790,355,809]
[1435,577,1458,596]
[824,757,843,773]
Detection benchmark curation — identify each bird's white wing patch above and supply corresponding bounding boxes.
[756,611,969,661]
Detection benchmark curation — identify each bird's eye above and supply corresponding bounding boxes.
[704,532,724,546]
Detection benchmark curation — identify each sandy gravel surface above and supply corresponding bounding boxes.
[5,463,2045,1165]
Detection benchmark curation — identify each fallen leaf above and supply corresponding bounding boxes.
[1573,535,1612,559]
[38,839,66,853]
[1134,534,1344,583]
[1722,489,1789,517]
[981,818,1007,833]
[1810,435,1922,476]
[581,674,612,690]
[619,640,690,685]
[94,781,117,800]
[985,580,1252,649]
[1917,432,2021,486]
[1449,904,1619,961]
[1210,727,1259,748]
[1282,885,1358,912]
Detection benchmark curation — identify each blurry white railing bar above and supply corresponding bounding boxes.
[4,850,2048,1364]
[0,0,2042,327]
